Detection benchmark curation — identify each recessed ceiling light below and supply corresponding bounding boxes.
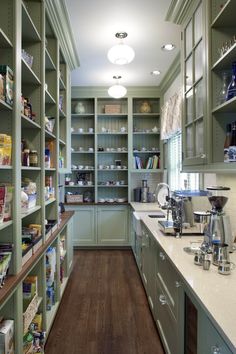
[151,70,161,76]
[161,43,175,51]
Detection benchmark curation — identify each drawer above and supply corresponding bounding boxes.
[156,276,178,354]
[198,313,233,354]
[157,248,181,319]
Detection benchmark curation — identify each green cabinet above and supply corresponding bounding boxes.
[97,205,128,245]
[181,0,208,168]
[65,205,129,246]
[66,206,96,246]
[140,222,157,317]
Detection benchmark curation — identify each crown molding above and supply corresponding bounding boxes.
[165,0,196,24]
[160,53,180,94]
[71,86,161,99]
[45,0,80,70]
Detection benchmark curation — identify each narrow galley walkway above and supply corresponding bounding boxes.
[45,250,165,354]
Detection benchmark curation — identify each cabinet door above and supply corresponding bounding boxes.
[198,312,233,354]
[67,207,96,246]
[66,216,74,272]
[182,0,207,168]
[141,229,150,290]
[97,206,128,245]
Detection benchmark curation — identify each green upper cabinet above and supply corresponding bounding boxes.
[181,0,208,168]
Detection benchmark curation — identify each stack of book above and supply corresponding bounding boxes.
[133,155,160,169]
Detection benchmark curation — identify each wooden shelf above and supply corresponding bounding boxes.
[22,58,41,85]
[0,220,13,231]
[97,113,128,117]
[71,113,94,117]
[97,151,128,154]
[59,77,66,90]
[59,139,66,146]
[0,165,12,170]
[212,96,236,113]
[133,132,160,135]
[45,48,56,71]
[97,132,128,135]
[0,212,74,307]
[133,151,160,154]
[97,185,128,188]
[65,185,95,188]
[211,0,235,28]
[71,169,95,172]
[45,198,56,206]
[212,42,236,71]
[0,29,13,48]
[72,151,94,154]
[45,90,56,104]
[45,130,56,140]
[133,113,160,116]
[0,99,13,111]
[22,115,41,129]
[131,169,162,173]
[21,166,41,171]
[71,132,94,135]
[21,206,41,219]
[22,2,41,42]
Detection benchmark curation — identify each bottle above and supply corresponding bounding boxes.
[45,148,51,168]
[224,123,232,162]
[23,149,30,166]
[228,121,236,162]
[218,72,228,105]
[226,62,236,100]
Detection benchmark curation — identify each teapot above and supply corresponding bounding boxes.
[75,102,85,114]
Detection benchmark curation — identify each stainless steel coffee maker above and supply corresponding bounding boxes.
[205,186,233,252]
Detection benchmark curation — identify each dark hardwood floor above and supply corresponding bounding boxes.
[45,250,165,354]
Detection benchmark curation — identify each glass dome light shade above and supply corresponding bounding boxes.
[107,43,135,65]
[108,84,127,98]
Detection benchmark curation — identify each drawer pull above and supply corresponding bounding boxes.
[159,252,166,261]
[175,281,181,288]
[159,294,167,305]
[211,346,221,354]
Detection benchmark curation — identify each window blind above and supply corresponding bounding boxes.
[167,133,199,191]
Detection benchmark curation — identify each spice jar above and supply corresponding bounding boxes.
[29,150,38,167]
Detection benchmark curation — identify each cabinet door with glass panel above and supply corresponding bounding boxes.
[182,0,207,167]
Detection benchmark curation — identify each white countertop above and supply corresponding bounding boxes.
[131,205,236,352]
[130,202,163,212]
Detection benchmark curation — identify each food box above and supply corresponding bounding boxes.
[23,294,39,334]
[66,194,83,203]
[47,220,58,235]
[0,319,14,354]
[0,134,12,166]
[0,65,13,106]
[104,104,121,114]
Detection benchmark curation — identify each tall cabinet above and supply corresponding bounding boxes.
[66,88,162,246]
[0,1,78,352]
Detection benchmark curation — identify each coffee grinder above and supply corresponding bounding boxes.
[205,186,233,252]
[141,179,149,203]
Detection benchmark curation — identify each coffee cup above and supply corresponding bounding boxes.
[85,165,89,169]
[78,181,83,186]
[88,128,93,133]
[87,181,92,186]
[218,260,235,275]
[78,128,84,133]
[110,165,115,169]
[69,181,74,186]
[88,147,93,152]
[78,165,84,170]
[98,165,104,169]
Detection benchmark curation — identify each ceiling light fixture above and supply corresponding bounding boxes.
[107,32,135,65]
[108,75,127,99]
[161,43,176,51]
[151,70,161,76]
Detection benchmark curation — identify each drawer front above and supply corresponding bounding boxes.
[157,248,181,319]
[198,313,233,354]
[156,276,178,354]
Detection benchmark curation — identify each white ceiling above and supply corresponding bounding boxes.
[65,0,181,87]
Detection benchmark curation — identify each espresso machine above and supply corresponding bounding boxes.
[204,186,233,252]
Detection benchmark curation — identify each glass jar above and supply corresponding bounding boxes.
[29,150,38,167]
[45,148,51,168]
[218,72,229,105]
[23,149,30,166]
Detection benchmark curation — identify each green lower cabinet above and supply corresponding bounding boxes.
[65,205,129,246]
[66,206,96,246]
[97,205,128,245]
[198,313,233,354]
[66,216,74,272]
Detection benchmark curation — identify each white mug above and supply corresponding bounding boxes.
[88,128,93,133]
[78,128,84,133]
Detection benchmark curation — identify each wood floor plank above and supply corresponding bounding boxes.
[45,250,165,354]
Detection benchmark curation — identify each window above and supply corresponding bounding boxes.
[167,132,199,191]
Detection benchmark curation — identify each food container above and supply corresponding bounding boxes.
[104,104,121,114]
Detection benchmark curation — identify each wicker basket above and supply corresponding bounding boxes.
[104,104,121,114]
[23,294,39,333]
[66,194,83,203]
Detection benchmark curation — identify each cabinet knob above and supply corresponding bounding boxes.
[159,252,166,261]
[175,281,181,288]
[200,153,206,159]
[159,294,167,305]
[211,345,220,354]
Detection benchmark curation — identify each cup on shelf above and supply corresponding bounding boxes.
[79,147,84,151]
[120,126,126,132]
[99,198,105,203]
[85,165,89,169]
[87,181,93,186]
[117,166,121,169]
[110,165,115,169]
[101,127,106,132]
[78,128,84,133]
[152,126,158,133]
[105,165,110,169]
[120,180,125,185]
[116,181,120,185]
[78,165,84,170]
[69,181,74,186]
[122,165,127,169]
[88,127,94,133]
[88,147,94,152]
[78,181,83,186]
[117,148,122,152]
[98,165,104,169]
[71,127,75,133]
